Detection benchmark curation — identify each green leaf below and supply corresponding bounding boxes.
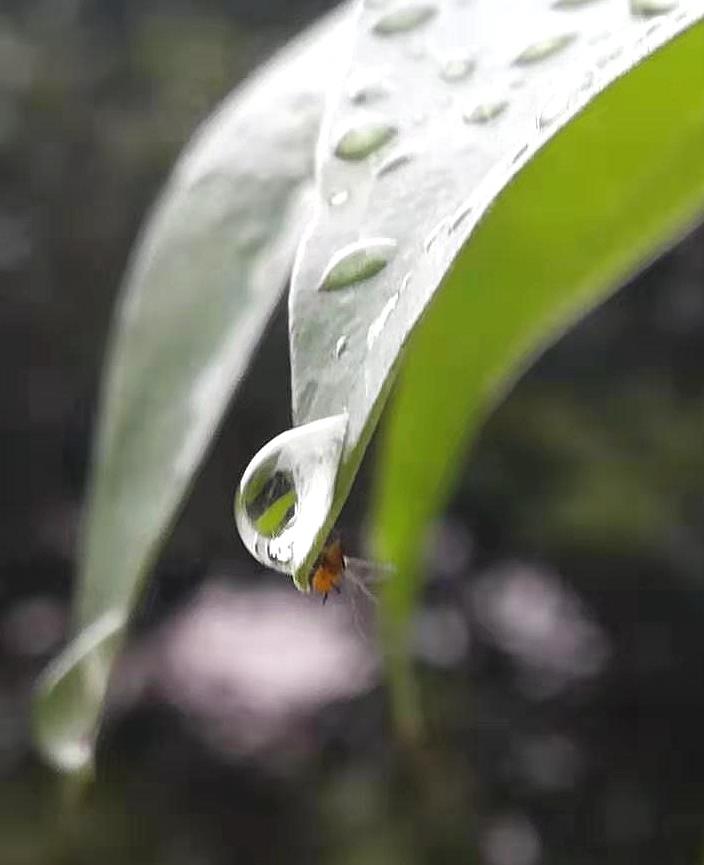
[371,13,704,724]
[288,2,704,600]
[33,6,353,773]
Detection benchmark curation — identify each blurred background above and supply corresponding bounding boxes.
[2,1,704,863]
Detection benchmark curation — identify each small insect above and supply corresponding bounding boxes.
[308,536,392,605]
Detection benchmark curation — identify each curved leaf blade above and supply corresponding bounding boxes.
[370,16,704,724]
[289,0,704,584]
[34,6,353,772]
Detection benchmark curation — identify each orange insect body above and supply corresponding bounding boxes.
[309,538,345,602]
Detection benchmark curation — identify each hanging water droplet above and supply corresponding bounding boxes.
[463,100,508,124]
[328,189,350,207]
[538,93,570,129]
[235,414,348,579]
[319,237,397,291]
[450,201,473,232]
[630,0,677,16]
[439,56,475,83]
[334,335,348,358]
[334,120,398,161]
[375,149,414,178]
[514,33,575,65]
[367,291,400,350]
[372,4,438,36]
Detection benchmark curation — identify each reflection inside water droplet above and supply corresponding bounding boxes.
[367,291,400,349]
[319,237,397,291]
[514,33,575,65]
[235,415,348,578]
[372,4,438,36]
[334,120,398,161]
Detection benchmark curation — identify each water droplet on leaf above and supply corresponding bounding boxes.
[553,0,602,7]
[375,149,415,177]
[334,336,348,358]
[334,120,398,161]
[439,56,475,83]
[514,33,575,65]
[319,237,397,291]
[235,414,348,578]
[463,100,508,124]
[538,93,570,128]
[424,220,448,252]
[372,4,438,36]
[348,80,390,105]
[367,292,400,349]
[328,189,350,207]
[450,202,474,232]
[631,0,677,15]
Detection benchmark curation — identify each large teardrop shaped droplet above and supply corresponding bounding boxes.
[235,414,348,582]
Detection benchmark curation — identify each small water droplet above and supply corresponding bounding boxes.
[375,149,414,177]
[631,0,677,16]
[367,291,400,349]
[439,56,475,83]
[450,202,473,232]
[235,414,348,578]
[596,45,623,67]
[348,81,390,105]
[372,4,438,36]
[319,237,397,291]
[328,189,350,207]
[513,143,529,164]
[334,336,348,358]
[463,100,508,124]
[399,272,412,293]
[334,120,398,161]
[538,93,570,129]
[424,220,448,253]
[514,33,575,65]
